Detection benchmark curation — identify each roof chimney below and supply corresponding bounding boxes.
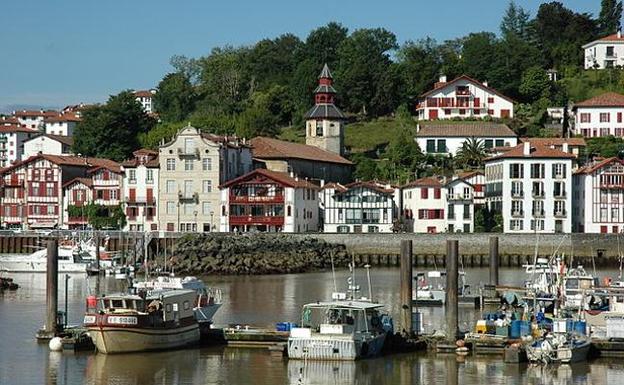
[523,141,531,156]
[439,75,447,83]
[483,80,489,87]
[618,29,622,39]
[562,142,569,153]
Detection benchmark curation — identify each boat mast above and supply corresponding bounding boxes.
[365,264,373,301]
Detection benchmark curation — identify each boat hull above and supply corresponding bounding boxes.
[558,341,591,363]
[195,304,221,323]
[88,323,200,354]
[287,334,386,361]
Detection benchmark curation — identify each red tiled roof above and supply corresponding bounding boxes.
[574,157,624,175]
[457,170,484,180]
[519,137,586,146]
[486,142,576,161]
[321,181,395,194]
[24,134,74,146]
[402,176,443,188]
[133,148,158,156]
[419,75,514,103]
[573,92,624,108]
[250,137,352,165]
[220,168,319,189]
[0,124,38,134]
[0,154,120,175]
[0,116,20,125]
[62,177,93,189]
[134,90,155,98]
[416,122,516,137]
[597,33,624,42]
[44,112,81,123]
[13,110,59,118]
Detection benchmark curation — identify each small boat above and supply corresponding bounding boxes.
[525,333,591,364]
[132,275,223,324]
[84,289,200,354]
[288,294,391,360]
[412,271,479,306]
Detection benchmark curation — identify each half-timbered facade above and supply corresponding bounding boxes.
[445,177,474,233]
[122,149,159,232]
[219,169,319,233]
[573,157,624,233]
[0,155,117,229]
[320,181,398,233]
[62,178,93,229]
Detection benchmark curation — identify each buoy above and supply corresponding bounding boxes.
[49,337,63,352]
[456,339,465,348]
[456,346,469,356]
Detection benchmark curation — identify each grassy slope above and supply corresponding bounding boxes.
[279,117,417,154]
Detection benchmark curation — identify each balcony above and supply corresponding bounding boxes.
[511,210,524,217]
[230,195,285,204]
[229,215,285,226]
[532,192,545,199]
[4,179,23,187]
[447,193,472,201]
[455,88,471,96]
[511,191,523,198]
[126,196,156,205]
[177,147,200,158]
[532,210,545,218]
[554,210,567,218]
[554,192,566,199]
[178,191,199,203]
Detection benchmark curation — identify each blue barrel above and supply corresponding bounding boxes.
[566,319,574,333]
[573,321,587,335]
[519,321,530,336]
[510,320,522,338]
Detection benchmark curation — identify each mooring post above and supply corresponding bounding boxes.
[445,239,458,342]
[400,240,413,336]
[37,239,58,339]
[489,236,499,286]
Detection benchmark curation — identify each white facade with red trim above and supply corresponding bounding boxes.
[401,178,446,233]
[416,75,514,120]
[122,150,159,232]
[573,105,624,138]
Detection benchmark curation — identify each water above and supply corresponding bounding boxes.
[1,267,624,385]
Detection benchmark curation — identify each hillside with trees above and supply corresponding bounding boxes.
[73,1,624,183]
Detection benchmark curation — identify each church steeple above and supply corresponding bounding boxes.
[304,64,346,156]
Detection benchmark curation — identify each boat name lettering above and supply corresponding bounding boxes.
[83,315,96,324]
[108,316,138,325]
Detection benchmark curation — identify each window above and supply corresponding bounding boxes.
[46,185,54,197]
[202,202,211,215]
[185,159,194,171]
[580,113,591,123]
[448,205,455,219]
[434,188,441,199]
[97,190,103,200]
[316,121,323,136]
[367,226,379,233]
[554,200,566,216]
[146,169,153,183]
[111,189,118,200]
[337,226,350,233]
[530,164,545,179]
[612,207,619,222]
[553,181,566,198]
[552,163,566,178]
[601,207,609,222]
[511,200,523,216]
[184,203,194,215]
[487,97,494,104]
[166,158,175,171]
[511,181,523,197]
[421,188,428,199]
[202,180,212,193]
[509,164,523,178]
[166,180,175,194]
[426,140,435,153]
[202,158,212,171]
[166,201,175,214]
[510,220,523,231]
[495,139,504,147]
[530,220,544,231]
[532,200,544,217]
[184,138,195,154]
[532,181,544,197]
[184,180,193,196]
[463,224,471,233]
[600,113,611,123]
[129,169,136,183]
[484,139,494,149]
[437,139,446,153]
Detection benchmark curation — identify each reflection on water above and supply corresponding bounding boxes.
[2,267,624,385]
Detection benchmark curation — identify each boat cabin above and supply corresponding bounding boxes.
[299,300,386,336]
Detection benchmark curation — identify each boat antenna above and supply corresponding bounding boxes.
[350,254,356,300]
[330,250,338,293]
[365,264,373,301]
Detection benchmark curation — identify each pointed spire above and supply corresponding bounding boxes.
[319,63,332,79]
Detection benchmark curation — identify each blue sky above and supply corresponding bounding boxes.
[0,0,598,111]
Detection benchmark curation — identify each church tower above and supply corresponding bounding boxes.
[304,64,346,156]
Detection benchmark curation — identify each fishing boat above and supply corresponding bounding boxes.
[525,333,591,364]
[412,270,479,306]
[132,275,223,324]
[84,289,200,354]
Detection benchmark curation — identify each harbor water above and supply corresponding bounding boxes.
[2,267,624,385]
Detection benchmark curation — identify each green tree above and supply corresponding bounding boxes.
[598,0,623,36]
[500,1,531,40]
[73,91,156,161]
[456,137,487,169]
[460,32,499,83]
[138,121,185,149]
[586,136,624,158]
[519,66,551,102]
[352,153,379,181]
[153,72,196,122]
[396,38,441,103]
[246,34,302,91]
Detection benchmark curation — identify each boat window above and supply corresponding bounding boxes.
[565,279,578,289]
[135,300,146,312]
[112,299,124,308]
[101,299,111,309]
[579,279,593,290]
[183,300,190,310]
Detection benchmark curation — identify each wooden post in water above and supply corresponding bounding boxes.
[94,231,101,272]
[400,240,413,336]
[489,236,499,286]
[445,239,458,342]
[37,240,58,339]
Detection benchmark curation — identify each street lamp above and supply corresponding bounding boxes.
[193,210,198,232]
[210,211,214,232]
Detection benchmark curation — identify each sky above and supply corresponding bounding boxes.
[0,0,599,112]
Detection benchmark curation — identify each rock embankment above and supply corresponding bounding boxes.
[169,234,350,275]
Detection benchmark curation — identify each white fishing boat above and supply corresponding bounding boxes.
[133,275,223,324]
[525,333,591,364]
[84,289,200,354]
[412,270,479,306]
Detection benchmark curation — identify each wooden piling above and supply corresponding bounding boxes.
[489,236,499,286]
[37,240,58,339]
[400,240,413,336]
[95,232,100,272]
[445,240,459,342]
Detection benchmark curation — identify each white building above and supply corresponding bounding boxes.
[135,90,156,114]
[445,177,475,233]
[320,181,398,233]
[220,169,319,233]
[518,137,586,159]
[573,157,624,233]
[401,177,446,233]
[583,32,624,69]
[416,75,514,120]
[457,171,486,206]
[23,134,73,159]
[573,92,624,138]
[122,149,159,232]
[44,112,80,136]
[0,119,39,167]
[13,110,59,130]
[485,142,575,233]
[158,125,252,233]
[416,122,517,156]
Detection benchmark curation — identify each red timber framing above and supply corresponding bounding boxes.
[592,161,624,224]
[226,173,287,228]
